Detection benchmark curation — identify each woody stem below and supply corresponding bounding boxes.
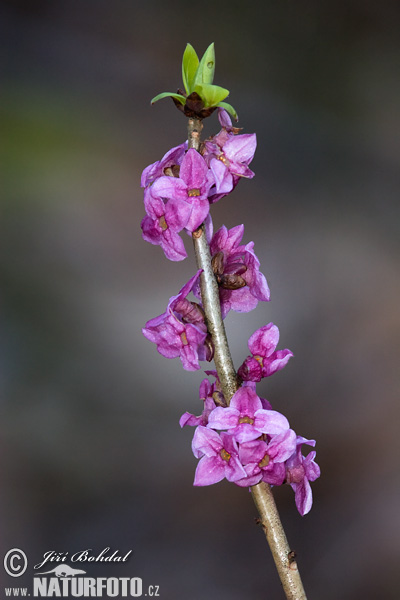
[188,115,307,600]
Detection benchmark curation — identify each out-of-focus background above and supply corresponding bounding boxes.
[2,1,400,598]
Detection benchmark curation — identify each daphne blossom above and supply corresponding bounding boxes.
[150,148,213,233]
[179,374,222,428]
[238,323,293,382]
[207,385,289,444]
[192,426,247,486]
[142,271,210,371]
[235,429,297,487]
[193,224,270,318]
[286,436,321,516]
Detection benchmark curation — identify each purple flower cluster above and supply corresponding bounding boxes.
[181,374,320,516]
[142,271,211,371]
[198,224,271,318]
[141,109,256,262]
[141,108,320,515]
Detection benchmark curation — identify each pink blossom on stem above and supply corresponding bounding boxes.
[235,429,297,488]
[203,224,270,318]
[141,141,187,188]
[141,188,190,261]
[207,385,289,444]
[242,380,273,410]
[150,148,213,232]
[202,118,256,203]
[192,426,246,486]
[204,131,256,180]
[142,271,209,371]
[238,323,293,382]
[179,374,221,428]
[217,107,239,133]
[286,436,321,516]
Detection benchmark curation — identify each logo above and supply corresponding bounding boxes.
[3,549,28,577]
[3,547,160,597]
[35,564,86,578]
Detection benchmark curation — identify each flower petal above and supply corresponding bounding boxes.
[207,406,239,430]
[180,148,208,189]
[230,386,262,415]
[194,456,226,486]
[209,158,233,195]
[184,196,210,233]
[225,454,249,482]
[293,478,313,516]
[262,349,294,377]
[151,175,188,202]
[192,426,221,458]
[224,133,257,165]
[267,429,297,462]
[248,323,279,357]
[254,409,290,435]
[179,412,203,428]
[262,463,286,486]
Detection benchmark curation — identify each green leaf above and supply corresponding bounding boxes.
[217,101,238,121]
[150,92,186,106]
[194,83,229,107]
[193,42,215,87]
[182,43,199,94]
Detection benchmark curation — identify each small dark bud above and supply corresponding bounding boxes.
[219,274,246,290]
[205,334,215,362]
[212,391,226,407]
[190,301,205,320]
[211,251,225,277]
[172,91,217,119]
[185,91,205,114]
[224,262,247,276]
[163,165,180,178]
[181,301,205,325]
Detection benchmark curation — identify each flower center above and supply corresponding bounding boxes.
[188,188,200,197]
[220,448,231,462]
[258,453,270,469]
[180,332,188,346]
[218,154,230,167]
[158,216,168,231]
[238,415,254,425]
[254,355,264,367]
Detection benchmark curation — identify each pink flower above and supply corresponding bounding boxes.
[238,323,293,382]
[201,117,256,203]
[207,385,289,444]
[142,271,209,371]
[235,429,297,487]
[286,436,321,516]
[141,188,190,261]
[150,149,213,232]
[204,225,270,318]
[179,373,222,428]
[141,142,187,188]
[192,426,247,486]
[204,131,257,180]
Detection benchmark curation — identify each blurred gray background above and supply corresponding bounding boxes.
[2,1,400,598]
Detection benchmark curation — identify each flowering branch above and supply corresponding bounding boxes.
[188,117,307,600]
[188,116,239,401]
[141,43,320,600]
